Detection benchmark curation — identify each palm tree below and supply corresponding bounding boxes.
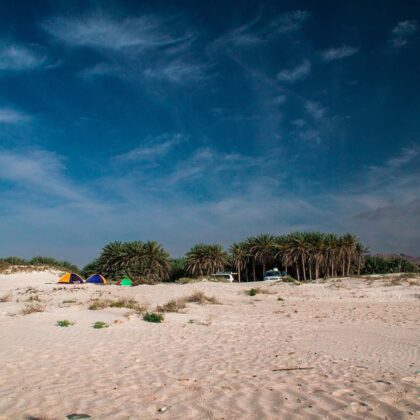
[229,242,247,282]
[249,234,275,279]
[185,244,229,277]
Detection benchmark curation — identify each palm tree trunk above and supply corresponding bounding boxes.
[302,256,307,281]
[296,264,300,281]
[238,266,241,283]
[252,259,256,282]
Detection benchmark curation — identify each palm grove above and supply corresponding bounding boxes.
[77,232,418,284]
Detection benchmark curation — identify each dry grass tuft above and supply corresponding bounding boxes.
[21,303,45,315]
[157,298,187,313]
[25,294,41,302]
[0,294,12,302]
[88,297,146,314]
[185,291,220,304]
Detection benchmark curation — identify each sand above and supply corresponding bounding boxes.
[0,271,419,419]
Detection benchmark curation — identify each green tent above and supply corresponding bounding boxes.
[118,278,132,287]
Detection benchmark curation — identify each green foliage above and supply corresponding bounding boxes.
[93,321,109,329]
[362,255,419,274]
[3,256,28,265]
[185,244,229,277]
[167,258,188,282]
[247,288,259,296]
[143,312,164,323]
[56,320,75,327]
[0,255,79,273]
[84,240,171,284]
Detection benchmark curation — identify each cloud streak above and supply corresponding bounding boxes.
[390,20,418,47]
[0,107,30,124]
[0,42,52,71]
[277,60,311,83]
[321,45,359,61]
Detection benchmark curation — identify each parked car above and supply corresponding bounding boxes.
[211,272,235,282]
[263,269,282,281]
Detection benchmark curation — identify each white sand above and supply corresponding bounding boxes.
[0,271,419,419]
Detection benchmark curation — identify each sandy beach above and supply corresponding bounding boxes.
[0,271,419,419]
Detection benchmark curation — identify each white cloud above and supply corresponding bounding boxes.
[304,100,326,120]
[114,134,186,162]
[42,14,187,51]
[277,60,311,83]
[0,148,93,204]
[80,62,121,78]
[272,95,286,105]
[266,10,310,34]
[390,20,418,47]
[0,107,30,124]
[143,60,208,84]
[321,45,359,61]
[212,10,310,49]
[0,42,49,71]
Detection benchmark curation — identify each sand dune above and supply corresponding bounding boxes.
[0,271,419,419]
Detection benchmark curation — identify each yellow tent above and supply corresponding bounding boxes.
[58,273,85,284]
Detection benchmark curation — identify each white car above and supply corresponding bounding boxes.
[212,272,235,282]
[264,269,282,281]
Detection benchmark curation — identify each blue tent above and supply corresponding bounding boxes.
[86,274,108,285]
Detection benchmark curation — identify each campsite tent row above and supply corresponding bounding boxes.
[58,273,132,286]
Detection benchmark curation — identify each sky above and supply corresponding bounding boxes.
[0,0,419,266]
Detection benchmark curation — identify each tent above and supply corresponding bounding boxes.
[86,274,108,285]
[117,278,132,287]
[58,273,85,284]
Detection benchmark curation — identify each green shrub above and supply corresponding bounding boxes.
[143,312,164,323]
[93,321,109,329]
[247,288,259,296]
[56,320,75,327]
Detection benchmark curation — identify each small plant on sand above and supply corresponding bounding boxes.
[25,294,41,302]
[185,291,219,304]
[21,303,45,315]
[143,312,164,323]
[109,298,143,311]
[56,320,75,327]
[88,298,110,310]
[93,321,109,329]
[156,298,187,313]
[247,288,259,296]
[0,294,12,302]
[277,297,284,301]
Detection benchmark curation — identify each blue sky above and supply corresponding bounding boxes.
[0,0,419,265]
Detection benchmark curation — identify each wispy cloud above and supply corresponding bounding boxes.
[304,100,326,120]
[114,134,186,162]
[213,10,310,48]
[0,107,30,124]
[321,45,359,61]
[277,60,311,83]
[0,42,53,71]
[143,60,208,84]
[0,148,92,204]
[42,14,188,51]
[80,62,121,78]
[390,20,418,48]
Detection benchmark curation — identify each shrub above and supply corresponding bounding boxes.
[93,321,109,329]
[0,294,12,302]
[56,320,75,327]
[157,298,187,313]
[21,303,45,315]
[143,312,164,323]
[247,288,259,296]
[25,295,41,302]
[89,297,146,313]
[277,297,284,301]
[185,291,219,304]
[88,299,110,310]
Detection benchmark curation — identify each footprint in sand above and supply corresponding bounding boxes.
[332,388,352,397]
